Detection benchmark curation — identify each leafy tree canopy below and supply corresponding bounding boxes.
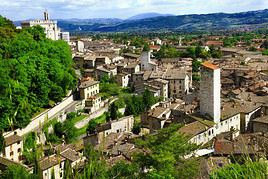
[0,16,77,131]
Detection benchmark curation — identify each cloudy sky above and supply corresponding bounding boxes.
[1,0,268,20]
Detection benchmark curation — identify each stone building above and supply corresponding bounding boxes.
[21,11,69,42]
[140,51,158,71]
[39,155,65,179]
[116,72,130,88]
[200,62,221,123]
[252,116,268,133]
[83,116,134,146]
[164,69,191,98]
[79,80,99,100]
[1,133,23,162]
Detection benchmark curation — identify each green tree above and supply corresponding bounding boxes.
[108,102,118,121]
[192,59,202,72]
[1,164,37,179]
[132,122,141,135]
[211,161,268,179]
[108,161,139,178]
[0,19,77,132]
[143,43,150,52]
[0,133,4,152]
[79,145,108,178]
[142,89,155,110]
[87,120,98,134]
[134,124,199,178]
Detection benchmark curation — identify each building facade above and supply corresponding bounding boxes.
[79,81,100,100]
[200,62,221,123]
[21,11,69,42]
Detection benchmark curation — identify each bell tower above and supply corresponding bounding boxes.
[44,10,49,20]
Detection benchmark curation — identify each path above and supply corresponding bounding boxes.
[75,97,118,129]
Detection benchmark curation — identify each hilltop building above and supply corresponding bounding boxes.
[21,11,69,42]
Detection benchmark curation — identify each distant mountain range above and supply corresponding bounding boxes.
[126,13,174,20]
[14,9,268,33]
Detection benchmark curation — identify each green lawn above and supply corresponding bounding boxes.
[70,115,87,124]
[76,126,88,137]
[94,114,107,124]
[74,114,106,138]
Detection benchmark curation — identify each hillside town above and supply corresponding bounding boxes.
[2,10,268,179]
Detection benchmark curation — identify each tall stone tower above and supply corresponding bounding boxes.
[200,62,221,123]
[44,10,49,20]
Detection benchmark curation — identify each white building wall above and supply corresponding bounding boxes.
[213,69,221,123]
[3,142,23,162]
[80,83,99,100]
[110,116,134,134]
[140,52,156,71]
[200,67,221,123]
[42,162,65,179]
[103,116,134,137]
[28,20,60,40]
[190,114,241,145]
[244,107,261,131]
[3,95,74,137]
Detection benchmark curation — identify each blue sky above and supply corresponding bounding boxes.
[1,0,268,20]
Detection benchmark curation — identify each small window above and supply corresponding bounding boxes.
[17,141,20,145]
[18,148,21,153]
[225,121,228,124]
[10,151,13,156]
[117,129,120,133]
[208,131,211,136]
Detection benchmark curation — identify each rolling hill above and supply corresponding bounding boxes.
[14,9,268,33]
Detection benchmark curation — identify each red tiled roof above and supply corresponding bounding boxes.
[149,45,160,50]
[202,61,219,70]
[205,41,223,46]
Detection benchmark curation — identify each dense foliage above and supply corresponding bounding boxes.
[154,45,181,59]
[0,16,77,131]
[211,160,268,179]
[134,124,199,178]
[78,124,198,179]
[1,165,37,179]
[125,89,159,116]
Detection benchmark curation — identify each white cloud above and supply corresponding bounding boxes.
[0,0,268,20]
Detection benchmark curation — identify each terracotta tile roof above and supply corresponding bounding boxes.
[205,41,223,46]
[149,45,160,50]
[202,61,219,70]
